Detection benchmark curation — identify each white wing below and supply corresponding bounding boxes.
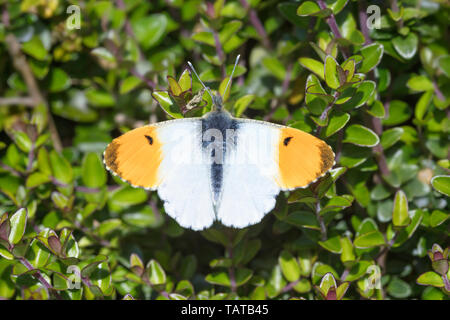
[156,119,215,230]
[217,120,281,228]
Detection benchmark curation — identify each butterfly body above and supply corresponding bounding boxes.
[104,106,335,230]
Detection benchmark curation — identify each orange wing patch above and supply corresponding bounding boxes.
[277,127,334,190]
[104,126,162,189]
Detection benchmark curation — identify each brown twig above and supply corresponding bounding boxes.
[239,0,272,50]
[19,257,63,300]
[316,0,349,59]
[2,6,62,152]
[358,0,373,45]
[0,96,36,107]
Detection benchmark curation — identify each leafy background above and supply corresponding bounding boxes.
[0,0,449,300]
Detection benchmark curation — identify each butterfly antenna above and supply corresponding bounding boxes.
[187,61,214,102]
[223,54,240,98]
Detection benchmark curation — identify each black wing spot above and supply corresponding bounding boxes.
[284,136,293,146]
[145,135,153,145]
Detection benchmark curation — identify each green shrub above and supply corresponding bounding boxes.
[0,0,449,300]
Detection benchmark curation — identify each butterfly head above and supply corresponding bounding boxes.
[187,55,240,113]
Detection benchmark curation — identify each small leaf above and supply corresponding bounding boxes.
[152,91,184,119]
[279,250,300,282]
[324,56,341,89]
[178,69,192,92]
[299,57,325,80]
[82,153,106,188]
[392,33,418,60]
[343,124,379,147]
[325,111,350,137]
[354,231,386,248]
[119,76,142,94]
[8,208,27,245]
[430,210,450,228]
[417,271,444,288]
[407,75,433,92]
[49,150,73,184]
[359,43,384,73]
[319,236,342,254]
[297,1,332,17]
[147,260,166,285]
[431,176,450,197]
[234,94,255,117]
[393,190,410,228]
[381,127,404,149]
[340,81,376,110]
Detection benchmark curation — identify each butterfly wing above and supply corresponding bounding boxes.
[217,119,335,228]
[104,119,215,230]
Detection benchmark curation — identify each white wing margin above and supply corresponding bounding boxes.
[217,120,281,228]
[156,119,215,230]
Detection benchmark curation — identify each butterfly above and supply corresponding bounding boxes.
[104,56,335,230]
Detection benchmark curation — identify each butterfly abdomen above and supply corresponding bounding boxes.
[201,111,239,206]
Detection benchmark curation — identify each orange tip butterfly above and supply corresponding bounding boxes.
[104,56,335,230]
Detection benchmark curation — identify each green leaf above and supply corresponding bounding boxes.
[431,175,450,197]
[299,57,325,80]
[0,244,13,260]
[12,131,32,153]
[26,172,50,188]
[167,76,182,96]
[415,90,433,121]
[382,100,412,126]
[52,272,69,290]
[205,271,231,287]
[297,1,332,17]
[262,57,286,80]
[392,33,418,60]
[82,153,106,188]
[86,89,115,108]
[407,75,433,92]
[108,187,148,212]
[340,81,376,111]
[81,255,108,278]
[430,210,450,228]
[340,237,356,265]
[354,230,386,248]
[305,74,332,116]
[8,208,27,245]
[359,43,384,73]
[178,71,192,94]
[343,124,379,147]
[131,14,168,49]
[381,127,404,149]
[387,277,412,298]
[49,150,73,184]
[22,36,47,60]
[152,91,183,119]
[279,250,300,282]
[318,236,342,254]
[286,211,320,230]
[417,271,444,288]
[119,76,142,94]
[325,111,350,137]
[234,94,255,117]
[438,55,450,78]
[47,68,71,93]
[97,219,121,237]
[393,190,410,228]
[147,260,166,285]
[324,56,341,89]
